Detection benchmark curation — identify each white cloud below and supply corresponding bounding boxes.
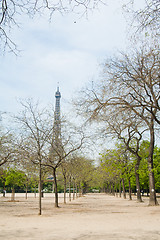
[0,0,129,114]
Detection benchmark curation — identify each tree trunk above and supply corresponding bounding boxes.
[81,186,83,195]
[109,183,112,194]
[115,184,118,197]
[11,188,15,201]
[122,178,126,199]
[106,184,109,193]
[147,119,158,205]
[112,183,115,196]
[25,185,28,199]
[39,162,42,215]
[63,175,67,204]
[79,183,81,197]
[53,168,59,207]
[73,181,75,200]
[69,176,71,201]
[76,183,78,198]
[34,185,36,198]
[119,179,121,198]
[128,178,132,200]
[135,161,142,202]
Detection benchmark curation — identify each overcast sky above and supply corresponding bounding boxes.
[0,0,131,115]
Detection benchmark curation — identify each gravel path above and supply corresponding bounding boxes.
[0,193,160,239]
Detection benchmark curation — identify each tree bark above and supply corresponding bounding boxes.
[128,178,132,200]
[11,188,15,201]
[109,183,112,194]
[112,183,115,196]
[69,176,71,201]
[79,183,81,197]
[135,160,142,202]
[106,184,109,193]
[53,168,59,207]
[52,182,54,193]
[119,179,122,198]
[25,185,28,199]
[38,162,42,215]
[148,121,158,205]
[115,184,118,197]
[63,175,67,204]
[73,181,75,200]
[81,186,83,195]
[76,183,78,198]
[34,185,36,198]
[122,178,126,199]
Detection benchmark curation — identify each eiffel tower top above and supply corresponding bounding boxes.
[55,86,61,98]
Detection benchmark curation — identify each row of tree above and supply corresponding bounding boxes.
[0,99,96,214]
[74,42,160,205]
[1,138,160,203]
[73,1,160,205]
[99,141,160,200]
[0,155,95,200]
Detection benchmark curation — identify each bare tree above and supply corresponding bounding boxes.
[74,44,159,205]
[0,128,18,167]
[15,98,85,210]
[134,0,159,32]
[42,119,85,207]
[61,161,70,204]
[123,0,160,40]
[102,46,159,205]
[14,98,54,215]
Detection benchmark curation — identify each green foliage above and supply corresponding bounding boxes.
[153,147,160,191]
[99,140,160,193]
[136,141,160,192]
[100,143,135,190]
[1,139,160,194]
[139,157,149,191]
[66,155,95,190]
[5,168,26,190]
[139,140,150,159]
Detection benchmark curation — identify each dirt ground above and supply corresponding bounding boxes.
[0,192,160,240]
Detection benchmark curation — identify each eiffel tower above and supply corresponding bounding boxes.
[47,86,62,186]
[54,86,61,137]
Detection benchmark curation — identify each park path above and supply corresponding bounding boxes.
[0,193,160,239]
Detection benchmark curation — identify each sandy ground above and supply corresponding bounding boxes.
[0,193,160,240]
